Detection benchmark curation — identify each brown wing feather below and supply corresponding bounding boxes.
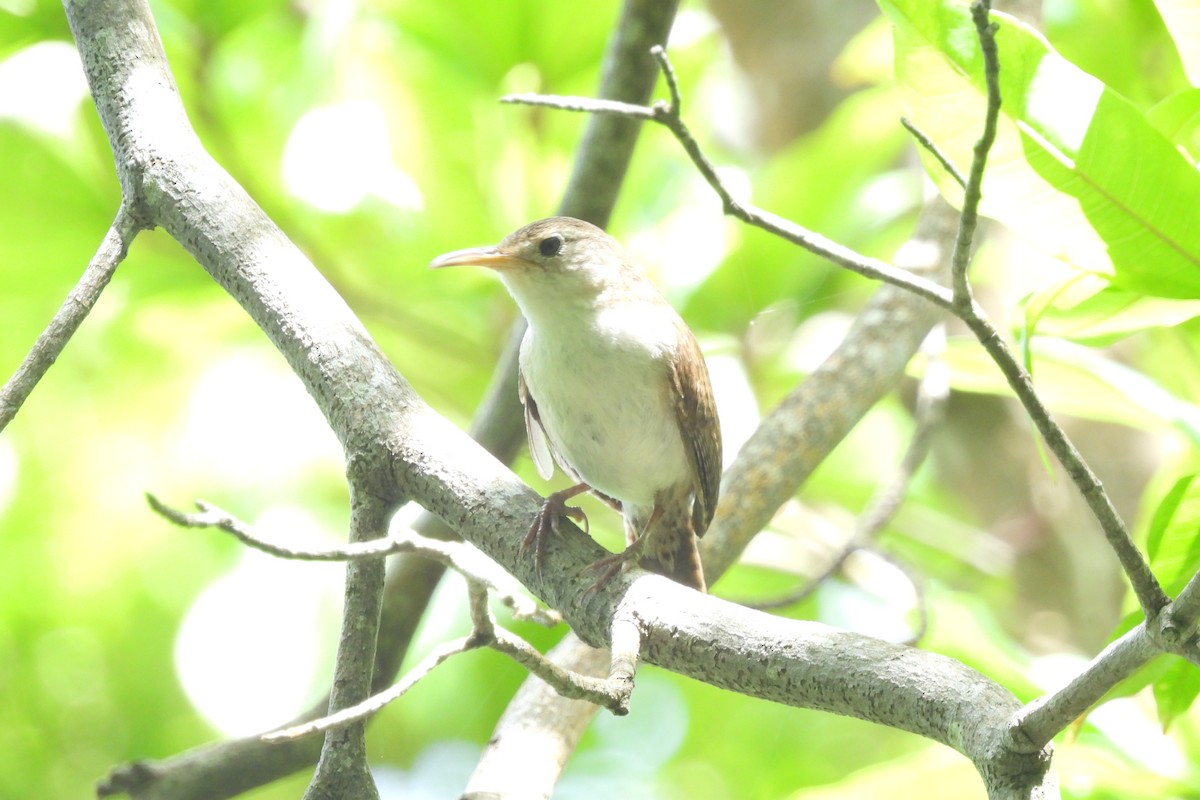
[668,321,722,537]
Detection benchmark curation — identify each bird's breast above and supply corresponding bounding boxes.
[520,308,690,507]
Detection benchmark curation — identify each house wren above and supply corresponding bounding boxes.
[431,217,721,591]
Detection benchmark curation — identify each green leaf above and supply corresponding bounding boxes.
[1025,278,1200,344]
[941,338,1200,444]
[878,0,1200,298]
[1145,473,1200,592]
[1147,88,1200,162]
[1152,657,1200,730]
[1141,472,1200,728]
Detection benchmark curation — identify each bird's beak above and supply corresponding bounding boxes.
[429,245,526,271]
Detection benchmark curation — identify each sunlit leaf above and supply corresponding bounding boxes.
[1145,472,1200,592]
[941,337,1200,443]
[1025,278,1200,344]
[1147,88,1200,162]
[878,0,1200,298]
[1152,658,1200,730]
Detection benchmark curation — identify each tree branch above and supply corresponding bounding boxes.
[901,116,967,188]
[1009,625,1159,751]
[146,494,558,626]
[303,478,390,800]
[751,327,947,613]
[464,634,612,800]
[265,581,633,743]
[0,206,141,431]
[61,0,1084,797]
[942,2,1167,618]
[506,18,1168,622]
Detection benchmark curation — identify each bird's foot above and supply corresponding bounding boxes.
[581,535,653,594]
[522,483,590,577]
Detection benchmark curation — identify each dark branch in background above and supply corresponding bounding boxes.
[0,207,142,431]
[750,328,947,619]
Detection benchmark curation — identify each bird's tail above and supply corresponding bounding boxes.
[629,494,707,592]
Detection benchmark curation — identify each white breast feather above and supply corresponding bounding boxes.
[520,302,690,508]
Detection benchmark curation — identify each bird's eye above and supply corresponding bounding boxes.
[538,235,564,258]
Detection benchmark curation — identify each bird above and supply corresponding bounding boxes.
[431,217,721,592]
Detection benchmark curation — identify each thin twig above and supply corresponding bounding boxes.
[262,636,479,741]
[265,576,634,742]
[0,207,142,431]
[901,117,966,188]
[943,2,1169,617]
[147,494,559,626]
[502,98,957,312]
[950,2,1002,307]
[147,493,400,560]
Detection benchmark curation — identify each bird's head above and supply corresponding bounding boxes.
[431,217,642,322]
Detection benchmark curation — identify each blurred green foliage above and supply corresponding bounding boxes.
[1,0,1199,798]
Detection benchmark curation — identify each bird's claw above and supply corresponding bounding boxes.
[521,489,589,578]
[580,540,648,594]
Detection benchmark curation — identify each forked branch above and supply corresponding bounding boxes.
[502,1,1167,620]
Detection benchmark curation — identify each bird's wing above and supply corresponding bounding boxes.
[518,367,556,481]
[668,321,722,537]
